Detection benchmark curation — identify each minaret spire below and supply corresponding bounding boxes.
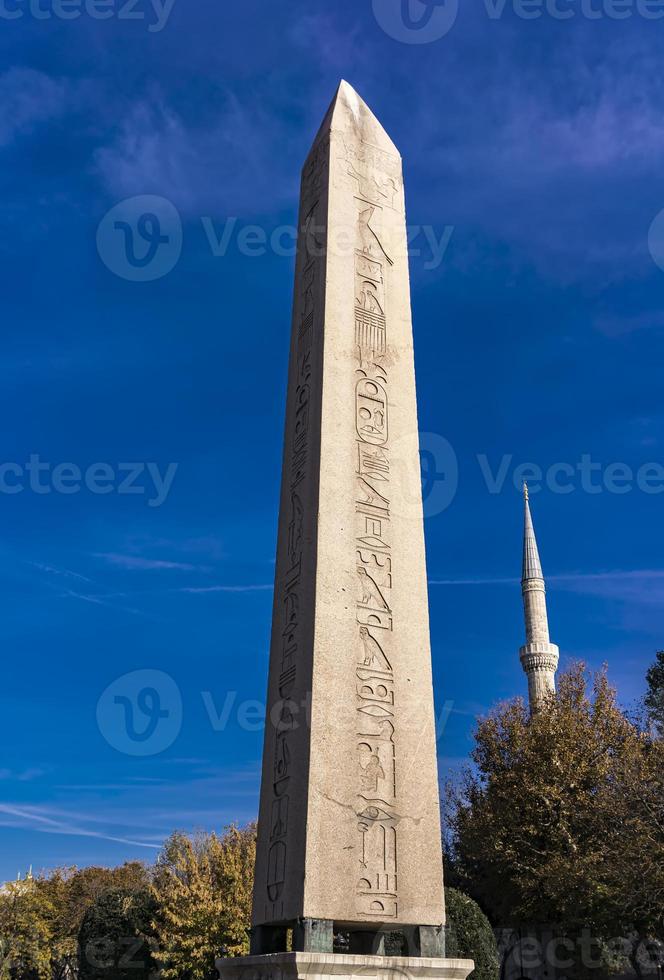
[519,485,559,712]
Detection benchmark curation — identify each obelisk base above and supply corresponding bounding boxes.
[216,952,475,980]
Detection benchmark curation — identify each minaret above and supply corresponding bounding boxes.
[519,484,559,712]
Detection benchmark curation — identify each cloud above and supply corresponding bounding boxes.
[28,561,94,584]
[429,576,518,586]
[594,310,664,337]
[430,569,664,608]
[94,91,297,216]
[177,584,273,594]
[401,29,664,281]
[0,804,160,850]
[551,569,664,608]
[0,764,262,866]
[93,553,202,572]
[0,68,72,148]
[17,769,46,782]
[62,589,149,619]
[0,769,46,782]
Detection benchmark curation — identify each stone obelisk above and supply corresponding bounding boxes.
[218,81,472,980]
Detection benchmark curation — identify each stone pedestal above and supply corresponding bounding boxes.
[217,953,475,980]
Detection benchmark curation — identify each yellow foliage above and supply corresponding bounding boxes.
[152,824,256,980]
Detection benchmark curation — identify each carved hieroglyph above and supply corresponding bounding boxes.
[252,80,445,930]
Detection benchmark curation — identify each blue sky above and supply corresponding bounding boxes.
[1,0,663,880]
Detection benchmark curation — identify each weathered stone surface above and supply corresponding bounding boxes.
[252,80,446,933]
[217,953,475,980]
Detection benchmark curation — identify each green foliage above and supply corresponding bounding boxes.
[0,877,53,980]
[1,830,256,980]
[645,650,664,737]
[39,863,151,980]
[445,888,498,980]
[447,663,664,952]
[151,824,256,980]
[78,888,157,980]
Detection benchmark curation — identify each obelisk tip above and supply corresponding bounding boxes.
[317,79,401,159]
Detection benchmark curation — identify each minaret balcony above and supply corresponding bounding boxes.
[519,641,560,672]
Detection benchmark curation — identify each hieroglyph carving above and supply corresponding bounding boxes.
[264,171,324,919]
[350,139,402,920]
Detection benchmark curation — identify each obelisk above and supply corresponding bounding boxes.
[218,81,473,980]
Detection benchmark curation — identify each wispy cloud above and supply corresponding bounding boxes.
[429,576,518,586]
[0,768,46,783]
[0,68,74,148]
[430,569,664,608]
[94,91,296,216]
[28,562,94,584]
[177,584,272,594]
[594,310,664,337]
[62,589,148,619]
[0,804,160,850]
[93,552,202,572]
[551,569,664,608]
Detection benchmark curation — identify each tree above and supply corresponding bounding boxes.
[445,888,498,980]
[37,863,151,980]
[78,888,158,980]
[152,825,256,980]
[0,876,53,980]
[645,650,664,737]
[447,664,664,974]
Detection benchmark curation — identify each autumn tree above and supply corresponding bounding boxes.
[78,888,158,980]
[0,875,53,980]
[645,650,664,737]
[39,863,151,980]
[447,664,664,974]
[152,825,256,980]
